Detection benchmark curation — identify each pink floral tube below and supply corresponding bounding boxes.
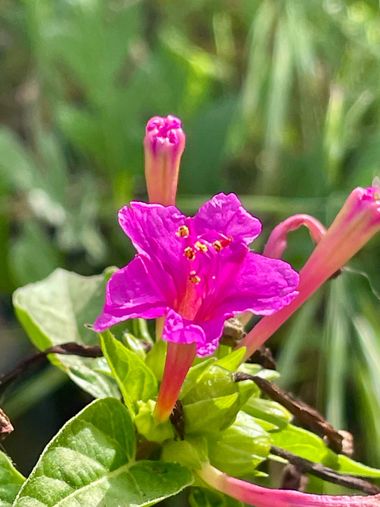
[198,464,380,507]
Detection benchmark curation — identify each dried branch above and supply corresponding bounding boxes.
[170,400,185,440]
[0,343,102,393]
[271,446,380,495]
[0,408,13,441]
[247,346,277,370]
[234,372,343,453]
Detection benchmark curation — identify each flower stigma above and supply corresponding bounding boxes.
[184,247,196,260]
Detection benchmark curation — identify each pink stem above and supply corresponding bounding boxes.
[198,464,380,507]
[263,214,326,259]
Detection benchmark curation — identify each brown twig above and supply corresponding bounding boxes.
[271,446,380,495]
[234,372,343,453]
[170,400,185,440]
[0,343,102,393]
[0,408,13,441]
[280,464,307,491]
[247,346,277,370]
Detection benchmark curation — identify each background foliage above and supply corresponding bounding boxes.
[0,0,379,483]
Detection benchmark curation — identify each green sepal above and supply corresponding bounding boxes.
[214,348,246,371]
[135,400,174,443]
[162,437,208,470]
[238,362,280,382]
[184,393,240,435]
[207,411,271,477]
[182,364,254,435]
[182,365,237,405]
[243,397,292,430]
[181,358,217,398]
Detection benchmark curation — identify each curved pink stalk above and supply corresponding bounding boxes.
[144,115,186,206]
[198,464,380,507]
[154,342,196,422]
[240,186,380,359]
[264,214,327,259]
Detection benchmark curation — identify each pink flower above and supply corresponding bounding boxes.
[94,193,299,356]
[241,185,380,359]
[144,115,185,206]
[199,463,380,507]
[94,193,299,419]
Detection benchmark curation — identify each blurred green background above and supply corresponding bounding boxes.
[1,0,380,480]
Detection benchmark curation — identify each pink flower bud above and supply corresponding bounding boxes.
[241,186,380,359]
[144,115,186,206]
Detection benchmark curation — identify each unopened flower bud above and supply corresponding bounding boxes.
[144,115,185,206]
[241,185,380,359]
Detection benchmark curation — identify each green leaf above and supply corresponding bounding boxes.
[208,411,271,476]
[272,424,380,478]
[271,424,327,462]
[237,363,280,382]
[123,333,147,360]
[336,455,380,478]
[0,128,39,192]
[189,487,243,507]
[15,398,193,506]
[146,340,167,381]
[243,397,292,430]
[13,268,118,399]
[214,348,246,372]
[0,451,24,506]
[10,221,61,286]
[100,331,157,413]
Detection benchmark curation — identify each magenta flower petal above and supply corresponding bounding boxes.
[220,252,300,316]
[163,309,206,347]
[118,201,189,300]
[196,317,226,357]
[95,195,299,357]
[192,193,262,245]
[118,201,186,259]
[93,256,167,331]
[162,311,225,357]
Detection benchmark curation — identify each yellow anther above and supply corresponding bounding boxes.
[189,270,201,284]
[184,246,196,260]
[176,225,189,238]
[213,240,223,252]
[213,237,232,252]
[194,241,208,253]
